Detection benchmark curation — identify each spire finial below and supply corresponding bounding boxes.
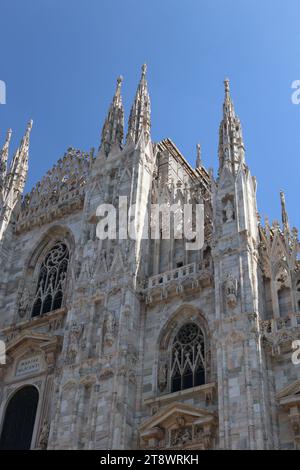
[196,143,202,168]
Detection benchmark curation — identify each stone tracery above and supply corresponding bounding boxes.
[31,242,69,317]
[170,322,206,393]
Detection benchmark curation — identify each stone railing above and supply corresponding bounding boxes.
[148,263,197,288]
[145,262,213,305]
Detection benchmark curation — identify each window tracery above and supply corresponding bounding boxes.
[170,322,206,393]
[31,242,69,317]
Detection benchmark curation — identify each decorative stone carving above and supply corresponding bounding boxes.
[224,272,238,308]
[158,361,168,392]
[18,286,30,318]
[276,267,290,290]
[262,327,296,357]
[104,311,116,347]
[171,424,193,447]
[140,402,217,450]
[224,198,234,223]
[290,411,300,438]
[194,424,214,449]
[16,148,92,234]
[38,419,50,450]
[277,382,300,448]
[66,321,84,364]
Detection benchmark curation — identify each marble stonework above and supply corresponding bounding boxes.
[0,68,299,450]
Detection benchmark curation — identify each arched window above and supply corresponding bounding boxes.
[170,322,206,393]
[278,286,292,317]
[0,386,39,449]
[31,242,69,317]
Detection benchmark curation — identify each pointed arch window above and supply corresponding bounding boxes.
[31,242,69,317]
[0,385,39,450]
[171,322,206,393]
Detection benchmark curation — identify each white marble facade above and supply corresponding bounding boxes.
[0,68,299,450]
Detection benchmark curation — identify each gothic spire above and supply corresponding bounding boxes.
[99,76,124,156]
[7,120,33,196]
[196,143,202,168]
[0,128,12,186]
[218,79,245,174]
[280,190,290,232]
[126,64,151,145]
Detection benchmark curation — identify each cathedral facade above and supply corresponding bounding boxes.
[0,66,300,450]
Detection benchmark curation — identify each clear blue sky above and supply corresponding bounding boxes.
[1,0,299,228]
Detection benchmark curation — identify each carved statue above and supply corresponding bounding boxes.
[18,287,30,318]
[224,272,238,308]
[171,425,192,447]
[66,321,84,364]
[291,415,300,436]
[194,425,213,449]
[276,268,289,288]
[158,362,168,391]
[38,420,50,450]
[224,199,234,223]
[104,311,116,347]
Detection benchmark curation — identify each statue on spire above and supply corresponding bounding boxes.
[224,78,230,94]
[196,143,202,168]
[280,190,290,232]
[141,63,147,78]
